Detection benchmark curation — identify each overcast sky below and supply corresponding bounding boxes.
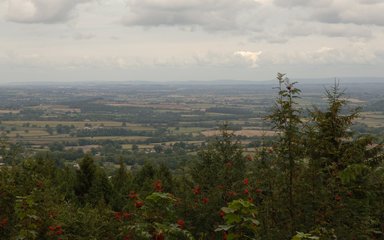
[0,0,383,83]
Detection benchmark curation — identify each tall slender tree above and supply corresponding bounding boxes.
[267,73,303,236]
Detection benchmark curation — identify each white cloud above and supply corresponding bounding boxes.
[0,46,266,71]
[234,50,262,68]
[5,0,92,23]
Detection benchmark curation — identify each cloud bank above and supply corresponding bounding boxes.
[1,0,383,82]
[5,0,91,23]
[122,0,260,31]
[275,0,384,26]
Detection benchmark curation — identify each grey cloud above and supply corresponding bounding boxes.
[0,49,139,70]
[73,32,95,40]
[314,5,384,26]
[122,0,260,31]
[284,21,373,39]
[358,0,383,4]
[5,0,92,23]
[338,5,384,26]
[268,44,378,65]
[274,0,332,8]
[249,31,289,44]
[312,9,341,24]
[307,45,377,64]
[275,0,384,26]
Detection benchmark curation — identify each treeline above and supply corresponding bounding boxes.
[76,128,153,137]
[205,107,253,115]
[0,75,383,239]
[364,99,384,112]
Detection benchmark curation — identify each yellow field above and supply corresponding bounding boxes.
[31,104,80,113]
[1,121,153,130]
[0,110,20,114]
[65,145,100,152]
[357,112,384,128]
[201,129,276,137]
[7,130,49,138]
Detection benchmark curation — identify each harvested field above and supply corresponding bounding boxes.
[201,129,276,137]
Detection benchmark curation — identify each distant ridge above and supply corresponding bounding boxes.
[293,77,384,85]
[169,77,384,85]
[1,77,384,87]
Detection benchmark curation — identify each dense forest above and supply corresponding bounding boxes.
[0,74,383,239]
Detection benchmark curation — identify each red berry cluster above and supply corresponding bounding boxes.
[128,191,144,209]
[154,233,165,240]
[128,191,138,199]
[192,186,210,205]
[243,178,249,185]
[192,186,201,195]
[135,201,144,208]
[242,178,263,203]
[227,191,237,197]
[153,180,163,192]
[0,217,8,228]
[177,219,185,229]
[48,225,63,239]
[114,211,131,221]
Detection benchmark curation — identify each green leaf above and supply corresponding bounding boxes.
[244,218,260,225]
[291,232,319,240]
[225,213,242,224]
[221,207,235,214]
[339,164,369,184]
[215,224,234,232]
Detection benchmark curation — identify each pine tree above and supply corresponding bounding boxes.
[74,155,97,204]
[267,73,303,236]
[111,158,132,210]
[191,124,245,199]
[305,82,384,237]
[190,124,246,236]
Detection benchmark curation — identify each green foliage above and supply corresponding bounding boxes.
[119,192,194,240]
[189,124,246,236]
[339,163,370,184]
[14,194,44,240]
[267,73,304,236]
[291,232,319,240]
[58,203,117,239]
[191,124,245,194]
[216,199,259,239]
[74,155,97,204]
[301,81,384,238]
[111,158,133,210]
[0,75,383,239]
[132,162,174,196]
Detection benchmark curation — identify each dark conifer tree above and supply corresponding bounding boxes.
[74,154,97,204]
[267,73,303,236]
